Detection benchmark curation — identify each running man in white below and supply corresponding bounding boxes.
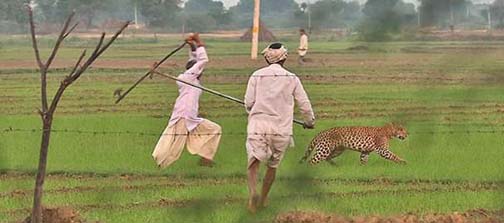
[152,33,221,168]
[244,43,315,213]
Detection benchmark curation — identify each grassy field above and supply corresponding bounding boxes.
[0,35,503,222]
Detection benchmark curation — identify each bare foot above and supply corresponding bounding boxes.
[259,197,268,209]
[198,157,215,167]
[247,195,259,214]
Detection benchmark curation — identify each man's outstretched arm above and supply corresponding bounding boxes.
[293,77,315,128]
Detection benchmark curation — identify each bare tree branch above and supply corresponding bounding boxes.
[47,23,129,123]
[44,11,75,70]
[47,82,69,115]
[73,21,130,81]
[27,6,44,70]
[95,22,130,56]
[27,5,47,112]
[90,33,106,58]
[27,10,129,223]
[63,22,79,39]
[28,8,76,115]
[49,23,128,114]
[69,50,87,78]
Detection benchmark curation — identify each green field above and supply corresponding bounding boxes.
[0,35,503,222]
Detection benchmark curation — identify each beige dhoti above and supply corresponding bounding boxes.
[298,34,308,57]
[152,119,221,168]
[246,134,290,169]
[298,49,307,57]
[245,118,291,169]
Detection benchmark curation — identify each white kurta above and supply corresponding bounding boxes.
[168,46,209,131]
[298,34,308,56]
[244,64,315,136]
[152,46,222,169]
[244,64,315,167]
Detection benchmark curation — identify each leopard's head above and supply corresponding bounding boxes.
[386,123,408,140]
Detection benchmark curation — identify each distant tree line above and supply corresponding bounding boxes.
[0,0,361,32]
[1,0,503,40]
[419,0,468,28]
[358,0,417,41]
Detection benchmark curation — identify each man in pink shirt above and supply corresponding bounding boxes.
[152,33,221,168]
[244,43,315,213]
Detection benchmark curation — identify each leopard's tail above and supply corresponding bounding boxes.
[299,143,314,164]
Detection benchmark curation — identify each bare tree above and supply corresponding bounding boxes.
[26,6,129,223]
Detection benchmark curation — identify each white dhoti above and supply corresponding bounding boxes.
[298,49,307,57]
[246,134,290,169]
[152,119,221,168]
[298,34,308,57]
[245,119,291,169]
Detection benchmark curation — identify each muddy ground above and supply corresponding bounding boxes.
[275,209,504,223]
[16,207,504,223]
[22,207,84,223]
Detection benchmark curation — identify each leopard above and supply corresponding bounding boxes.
[300,123,408,165]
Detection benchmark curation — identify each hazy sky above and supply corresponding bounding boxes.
[212,0,495,8]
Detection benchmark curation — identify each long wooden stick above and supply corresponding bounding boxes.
[114,42,187,104]
[153,71,305,126]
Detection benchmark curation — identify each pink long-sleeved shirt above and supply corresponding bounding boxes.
[244,64,315,136]
[168,46,209,131]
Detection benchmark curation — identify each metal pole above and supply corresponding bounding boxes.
[417,6,421,27]
[153,71,306,126]
[307,0,311,34]
[450,0,454,27]
[488,5,492,31]
[466,4,469,18]
[251,0,260,60]
[134,1,139,29]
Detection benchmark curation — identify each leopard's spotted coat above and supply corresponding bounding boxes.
[300,124,408,165]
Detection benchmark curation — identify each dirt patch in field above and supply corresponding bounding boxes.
[22,207,85,223]
[0,59,184,70]
[275,209,503,223]
[346,45,370,51]
[417,29,504,41]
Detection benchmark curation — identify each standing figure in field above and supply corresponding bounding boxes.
[245,43,315,213]
[300,123,408,165]
[298,29,309,65]
[152,33,221,168]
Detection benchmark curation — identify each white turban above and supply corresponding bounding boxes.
[261,43,288,64]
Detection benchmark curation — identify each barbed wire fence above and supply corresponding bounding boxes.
[1,127,504,137]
